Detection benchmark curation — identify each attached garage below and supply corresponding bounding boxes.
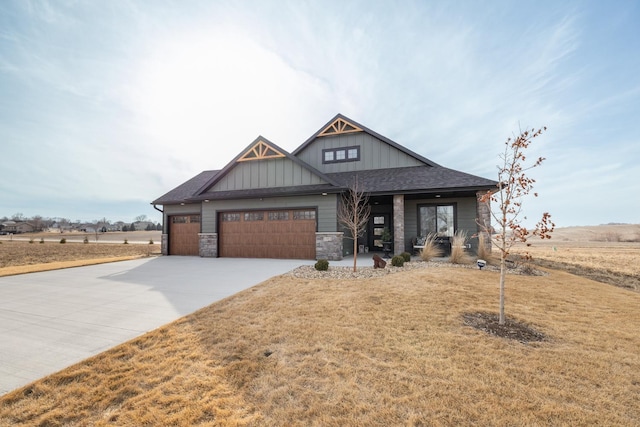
[169,215,200,256]
[218,209,316,259]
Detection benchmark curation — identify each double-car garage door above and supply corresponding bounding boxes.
[219,209,316,259]
[169,209,316,259]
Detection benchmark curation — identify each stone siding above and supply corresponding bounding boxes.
[393,194,405,255]
[161,234,168,256]
[316,232,343,260]
[199,233,218,257]
[476,191,492,253]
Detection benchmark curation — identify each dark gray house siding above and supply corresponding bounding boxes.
[210,157,328,191]
[296,132,424,173]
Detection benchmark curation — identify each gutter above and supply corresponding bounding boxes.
[151,203,164,214]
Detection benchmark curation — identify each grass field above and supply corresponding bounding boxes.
[0,239,160,276]
[0,226,639,425]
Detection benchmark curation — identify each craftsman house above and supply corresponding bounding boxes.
[152,114,497,260]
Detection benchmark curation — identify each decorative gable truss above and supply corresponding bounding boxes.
[237,139,286,162]
[318,117,363,137]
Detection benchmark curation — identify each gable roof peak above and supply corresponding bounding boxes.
[192,135,341,196]
[238,137,286,162]
[318,115,363,137]
[292,113,441,167]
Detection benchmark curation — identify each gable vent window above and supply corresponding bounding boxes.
[322,146,360,164]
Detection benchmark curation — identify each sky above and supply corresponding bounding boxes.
[1,0,639,227]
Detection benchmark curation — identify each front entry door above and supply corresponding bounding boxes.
[368,214,390,251]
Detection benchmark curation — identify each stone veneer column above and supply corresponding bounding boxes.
[161,234,168,255]
[199,233,218,257]
[315,232,343,260]
[393,194,405,255]
[476,191,492,253]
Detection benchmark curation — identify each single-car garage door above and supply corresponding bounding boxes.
[219,209,316,259]
[169,215,200,256]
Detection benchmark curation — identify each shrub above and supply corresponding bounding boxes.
[29,238,34,244]
[39,238,44,244]
[314,259,329,271]
[124,239,129,245]
[60,238,66,244]
[450,230,471,264]
[400,252,411,262]
[83,236,89,244]
[419,234,441,261]
[149,239,154,245]
[391,255,405,267]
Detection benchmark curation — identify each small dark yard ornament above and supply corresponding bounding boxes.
[372,254,386,269]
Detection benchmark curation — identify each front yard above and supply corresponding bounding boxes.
[1,263,639,425]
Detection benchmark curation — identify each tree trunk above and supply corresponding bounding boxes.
[353,238,357,272]
[499,253,506,325]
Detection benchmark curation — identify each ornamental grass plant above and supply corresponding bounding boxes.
[450,230,472,264]
[419,234,441,261]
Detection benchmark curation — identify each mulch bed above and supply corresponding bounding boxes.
[462,311,548,343]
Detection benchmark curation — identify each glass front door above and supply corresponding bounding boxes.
[369,214,390,251]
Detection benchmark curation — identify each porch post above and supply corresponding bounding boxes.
[393,194,405,255]
[476,190,492,253]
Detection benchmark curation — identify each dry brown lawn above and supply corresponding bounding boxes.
[1,261,639,425]
[0,240,160,276]
[514,241,640,291]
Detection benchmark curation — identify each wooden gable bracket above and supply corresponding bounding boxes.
[318,118,363,137]
[237,139,286,162]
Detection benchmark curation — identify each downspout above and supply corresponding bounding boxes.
[152,203,165,233]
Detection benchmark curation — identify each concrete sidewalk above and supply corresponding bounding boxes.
[0,256,314,395]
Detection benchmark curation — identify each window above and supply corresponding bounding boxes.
[293,210,316,220]
[172,215,199,223]
[268,211,289,221]
[418,204,455,237]
[244,212,264,221]
[221,213,240,222]
[324,151,334,162]
[322,146,360,164]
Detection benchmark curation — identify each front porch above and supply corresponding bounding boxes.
[344,191,491,258]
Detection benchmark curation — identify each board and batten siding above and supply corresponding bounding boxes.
[163,203,202,234]
[201,194,338,233]
[210,158,327,192]
[296,133,424,173]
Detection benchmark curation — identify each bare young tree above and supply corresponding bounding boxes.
[478,126,555,325]
[337,177,371,272]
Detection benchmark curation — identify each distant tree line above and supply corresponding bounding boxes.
[0,213,161,233]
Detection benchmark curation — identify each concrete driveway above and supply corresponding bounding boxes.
[0,256,313,395]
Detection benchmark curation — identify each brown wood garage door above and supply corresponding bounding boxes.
[219,209,316,259]
[169,215,200,256]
